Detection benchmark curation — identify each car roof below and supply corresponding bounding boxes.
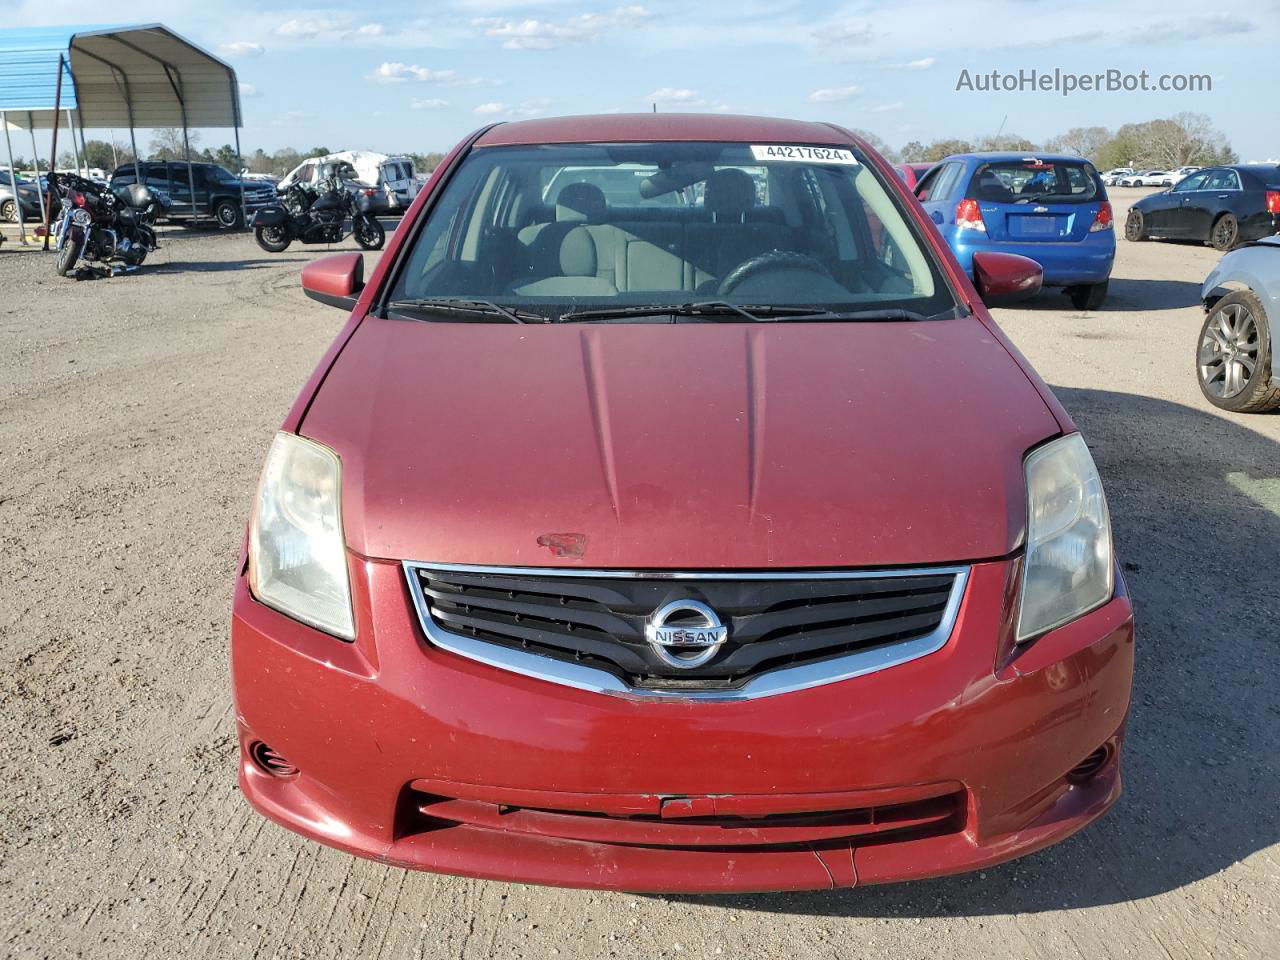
[1233,163,1280,178]
[941,152,1095,165]
[474,113,855,148]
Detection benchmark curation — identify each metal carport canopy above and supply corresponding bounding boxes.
[0,23,241,130]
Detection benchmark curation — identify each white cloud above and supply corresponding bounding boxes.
[412,98,450,109]
[515,97,552,116]
[219,41,264,58]
[275,17,342,38]
[474,101,509,115]
[238,82,259,98]
[884,57,935,70]
[869,101,905,113]
[815,21,874,46]
[369,62,490,86]
[808,85,863,103]
[649,87,698,103]
[474,5,651,49]
[274,17,389,42]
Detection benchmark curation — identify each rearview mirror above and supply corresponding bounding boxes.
[972,251,1043,306]
[301,252,364,310]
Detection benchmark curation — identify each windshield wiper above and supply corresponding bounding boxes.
[558,302,836,323]
[385,298,548,324]
[559,302,964,324]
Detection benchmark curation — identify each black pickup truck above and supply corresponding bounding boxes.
[109,162,277,228]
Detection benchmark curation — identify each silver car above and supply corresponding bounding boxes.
[1198,236,1280,412]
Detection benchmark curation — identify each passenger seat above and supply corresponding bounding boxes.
[515,183,620,296]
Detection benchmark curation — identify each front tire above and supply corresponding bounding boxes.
[254,225,291,253]
[1210,213,1239,252]
[1124,209,1147,242]
[1,199,16,222]
[214,200,243,229]
[1069,280,1109,311]
[353,215,385,251]
[56,231,82,277]
[1197,291,1279,412]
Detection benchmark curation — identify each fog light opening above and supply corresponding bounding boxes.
[249,740,299,779]
[1066,742,1114,784]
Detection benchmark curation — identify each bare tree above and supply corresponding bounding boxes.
[1043,126,1111,162]
[148,127,201,161]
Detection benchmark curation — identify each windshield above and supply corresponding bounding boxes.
[208,165,239,184]
[968,159,1101,204]
[387,141,954,320]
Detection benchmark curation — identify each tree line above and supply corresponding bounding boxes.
[7,113,1240,179]
[872,112,1240,169]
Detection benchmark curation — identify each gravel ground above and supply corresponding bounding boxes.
[2,190,1278,959]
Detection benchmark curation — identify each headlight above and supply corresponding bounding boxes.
[1016,433,1114,641]
[72,208,92,226]
[248,433,355,640]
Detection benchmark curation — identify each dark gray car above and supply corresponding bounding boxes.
[1,172,42,222]
[1199,236,1280,412]
[109,162,277,228]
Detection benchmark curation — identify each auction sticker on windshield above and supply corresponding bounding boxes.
[750,144,858,164]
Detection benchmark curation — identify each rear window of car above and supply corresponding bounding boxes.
[968,160,1101,205]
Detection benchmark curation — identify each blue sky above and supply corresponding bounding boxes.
[6,0,1278,161]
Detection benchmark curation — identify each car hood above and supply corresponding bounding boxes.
[301,316,1061,569]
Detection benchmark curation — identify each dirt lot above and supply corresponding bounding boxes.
[2,189,1278,959]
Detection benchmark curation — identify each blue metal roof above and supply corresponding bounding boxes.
[0,26,125,112]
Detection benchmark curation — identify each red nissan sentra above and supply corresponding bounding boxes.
[232,113,1134,893]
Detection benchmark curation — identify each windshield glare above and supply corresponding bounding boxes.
[388,142,954,320]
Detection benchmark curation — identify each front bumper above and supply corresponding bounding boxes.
[231,557,1134,893]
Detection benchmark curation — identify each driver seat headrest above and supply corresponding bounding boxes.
[555,182,606,223]
[704,168,757,223]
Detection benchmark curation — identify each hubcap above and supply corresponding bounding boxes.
[1199,303,1258,398]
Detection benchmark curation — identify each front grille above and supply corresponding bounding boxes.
[405,781,966,851]
[407,566,962,691]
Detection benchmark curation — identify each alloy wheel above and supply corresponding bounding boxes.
[1212,216,1238,251]
[1199,302,1258,398]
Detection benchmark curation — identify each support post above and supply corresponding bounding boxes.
[67,109,81,176]
[77,112,89,177]
[43,55,65,252]
[27,112,46,227]
[183,125,196,222]
[234,124,246,229]
[3,111,28,244]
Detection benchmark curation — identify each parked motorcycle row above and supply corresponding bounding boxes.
[38,164,386,279]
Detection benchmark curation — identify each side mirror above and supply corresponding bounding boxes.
[972,251,1043,306]
[301,252,364,310]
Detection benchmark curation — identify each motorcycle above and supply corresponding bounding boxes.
[52,172,170,278]
[252,175,385,253]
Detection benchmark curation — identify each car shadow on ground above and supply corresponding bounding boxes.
[148,258,309,274]
[1100,278,1204,311]
[1011,278,1203,313]
[664,388,1279,916]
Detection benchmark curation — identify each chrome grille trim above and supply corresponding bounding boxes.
[403,561,970,702]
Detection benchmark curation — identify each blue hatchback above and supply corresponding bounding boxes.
[915,153,1116,310]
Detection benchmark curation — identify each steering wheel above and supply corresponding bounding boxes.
[718,250,832,296]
